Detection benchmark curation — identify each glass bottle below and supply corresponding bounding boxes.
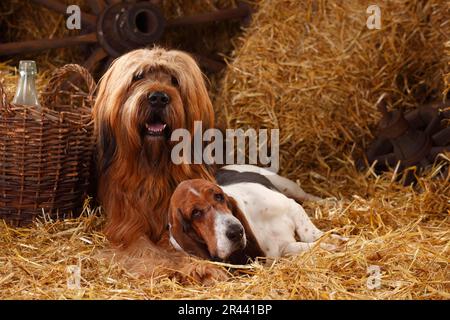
[12,60,41,108]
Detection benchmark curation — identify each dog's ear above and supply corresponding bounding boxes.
[225,194,265,259]
[169,207,210,259]
[175,51,214,130]
[177,208,191,233]
[93,63,118,175]
[226,195,246,222]
[97,121,116,174]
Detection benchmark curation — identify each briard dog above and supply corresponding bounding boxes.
[93,47,226,283]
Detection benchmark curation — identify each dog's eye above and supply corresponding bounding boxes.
[171,76,179,87]
[214,193,224,202]
[133,73,144,82]
[191,209,203,219]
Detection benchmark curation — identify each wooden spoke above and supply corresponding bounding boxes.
[0,33,98,56]
[105,0,121,5]
[190,53,225,73]
[29,0,69,15]
[86,0,105,15]
[83,47,108,71]
[167,6,250,28]
[100,57,115,75]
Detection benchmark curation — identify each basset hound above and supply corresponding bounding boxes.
[168,165,342,264]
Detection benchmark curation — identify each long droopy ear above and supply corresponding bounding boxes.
[97,121,116,175]
[178,209,191,234]
[172,50,214,131]
[93,65,117,175]
[169,207,210,259]
[226,195,265,259]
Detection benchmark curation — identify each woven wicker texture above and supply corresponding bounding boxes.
[0,64,95,226]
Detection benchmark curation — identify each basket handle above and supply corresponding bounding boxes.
[42,64,96,108]
[0,81,11,112]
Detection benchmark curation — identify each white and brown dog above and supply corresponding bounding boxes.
[169,165,343,264]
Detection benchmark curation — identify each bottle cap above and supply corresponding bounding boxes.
[18,60,37,75]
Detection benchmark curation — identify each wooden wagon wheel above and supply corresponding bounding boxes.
[0,0,252,73]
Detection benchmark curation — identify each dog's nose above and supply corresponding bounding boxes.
[226,224,244,242]
[148,91,170,108]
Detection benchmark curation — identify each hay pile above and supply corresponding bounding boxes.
[216,0,449,195]
[0,173,448,299]
[0,0,449,299]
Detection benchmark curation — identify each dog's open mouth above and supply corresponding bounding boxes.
[144,115,170,138]
[146,122,166,136]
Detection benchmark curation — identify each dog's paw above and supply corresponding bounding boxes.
[305,194,323,202]
[319,242,338,251]
[330,233,349,242]
[320,234,349,252]
[181,263,229,285]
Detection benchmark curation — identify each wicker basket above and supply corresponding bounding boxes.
[0,64,96,226]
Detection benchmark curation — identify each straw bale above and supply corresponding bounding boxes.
[215,0,449,196]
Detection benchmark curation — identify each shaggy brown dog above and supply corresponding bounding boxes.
[93,47,226,283]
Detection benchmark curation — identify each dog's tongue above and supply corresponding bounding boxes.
[146,123,166,132]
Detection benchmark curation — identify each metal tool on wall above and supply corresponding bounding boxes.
[360,95,450,185]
